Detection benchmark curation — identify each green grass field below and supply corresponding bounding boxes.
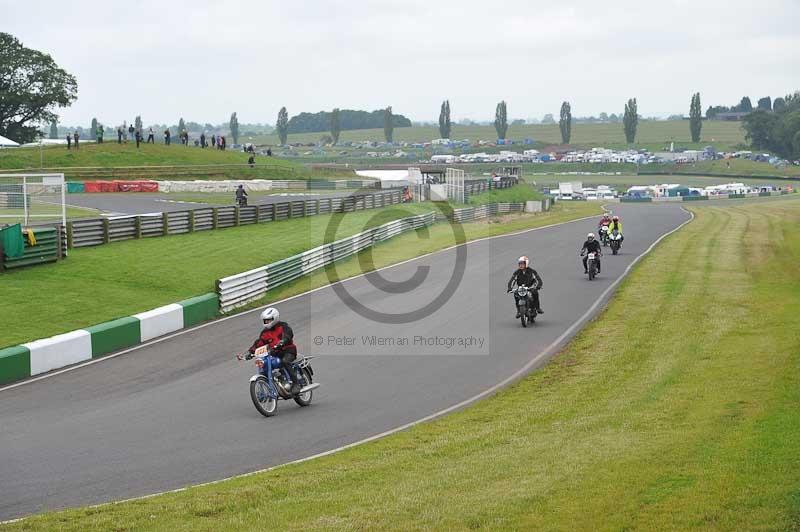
[8,198,798,531]
[250,120,747,151]
[467,184,543,205]
[0,200,596,349]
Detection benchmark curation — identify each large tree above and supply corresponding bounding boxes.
[229,112,239,144]
[49,120,58,139]
[757,96,772,111]
[330,108,341,144]
[773,97,786,112]
[90,117,97,139]
[623,98,638,143]
[384,106,394,143]
[738,96,753,113]
[0,33,78,143]
[438,100,451,139]
[689,92,702,143]
[276,107,289,145]
[494,100,508,140]
[742,91,800,159]
[559,101,572,144]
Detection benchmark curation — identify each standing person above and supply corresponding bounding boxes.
[267,147,272,156]
[73,131,79,149]
[117,127,123,144]
[147,127,154,143]
[221,136,226,150]
[200,132,206,148]
[66,133,72,150]
[135,129,141,148]
[164,129,171,145]
[97,124,104,143]
[211,134,216,148]
[128,123,135,143]
[248,152,255,168]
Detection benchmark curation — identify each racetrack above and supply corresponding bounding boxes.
[0,203,690,521]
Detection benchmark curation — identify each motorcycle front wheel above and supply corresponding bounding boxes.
[250,376,278,417]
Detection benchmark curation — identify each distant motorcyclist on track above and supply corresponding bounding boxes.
[581,233,602,274]
[245,307,302,395]
[235,184,248,207]
[598,213,612,231]
[507,255,544,316]
[608,215,624,245]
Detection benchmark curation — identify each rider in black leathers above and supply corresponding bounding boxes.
[507,256,543,317]
[581,233,602,273]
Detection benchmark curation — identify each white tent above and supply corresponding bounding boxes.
[0,134,20,147]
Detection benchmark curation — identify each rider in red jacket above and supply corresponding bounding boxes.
[247,307,302,394]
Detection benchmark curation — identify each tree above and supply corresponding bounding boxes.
[599,112,609,122]
[438,100,451,139]
[773,97,786,112]
[384,106,394,143]
[330,108,341,144]
[559,101,572,144]
[757,96,772,111]
[738,96,753,113]
[0,33,78,143]
[541,113,555,124]
[494,101,508,140]
[623,98,638,143]
[178,117,186,133]
[276,107,288,145]
[135,115,143,131]
[689,92,702,143]
[743,110,779,150]
[742,91,800,158]
[229,112,239,144]
[90,118,97,139]
[49,120,58,139]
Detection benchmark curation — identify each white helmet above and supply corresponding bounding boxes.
[587,232,595,240]
[260,307,279,329]
[517,255,529,267]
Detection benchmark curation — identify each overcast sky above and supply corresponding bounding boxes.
[4,0,799,126]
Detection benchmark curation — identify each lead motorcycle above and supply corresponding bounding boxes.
[237,346,319,417]
[609,229,623,255]
[510,285,539,328]
[582,250,601,280]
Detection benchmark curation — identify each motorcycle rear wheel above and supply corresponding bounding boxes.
[293,368,314,407]
[250,376,278,417]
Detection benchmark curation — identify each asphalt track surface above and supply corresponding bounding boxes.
[0,204,690,520]
[66,191,353,215]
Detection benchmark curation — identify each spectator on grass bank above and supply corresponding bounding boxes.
[248,153,255,167]
[73,131,79,149]
[147,128,154,143]
[164,129,171,145]
[200,132,206,148]
[128,124,135,142]
[211,134,216,148]
[219,136,226,150]
[97,125,104,143]
[117,127,123,143]
[267,147,272,156]
[66,133,71,149]
[135,129,142,148]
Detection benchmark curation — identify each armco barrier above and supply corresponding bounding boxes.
[66,190,402,249]
[448,202,526,223]
[620,197,653,203]
[216,212,437,312]
[682,195,708,201]
[2,226,62,270]
[0,294,219,386]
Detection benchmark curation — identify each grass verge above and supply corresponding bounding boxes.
[467,184,543,205]
[0,201,599,348]
[7,198,798,531]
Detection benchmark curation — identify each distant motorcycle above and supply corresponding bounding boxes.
[237,346,319,417]
[609,230,623,255]
[583,251,600,280]
[236,196,248,207]
[599,225,610,246]
[510,285,538,328]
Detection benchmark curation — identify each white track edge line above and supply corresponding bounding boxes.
[0,207,693,523]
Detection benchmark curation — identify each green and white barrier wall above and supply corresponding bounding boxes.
[0,293,218,386]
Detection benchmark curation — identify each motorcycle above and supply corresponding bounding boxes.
[583,251,600,280]
[599,225,610,247]
[237,346,320,417]
[510,285,539,328]
[609,230,622,255]
[236,196,248,207]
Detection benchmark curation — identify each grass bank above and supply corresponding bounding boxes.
[8,198,798,530]
[0,201,599,348]
[467,184,543,205]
